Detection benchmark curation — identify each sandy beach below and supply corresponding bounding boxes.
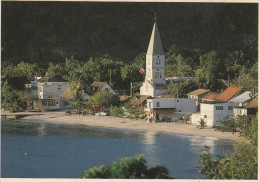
[2,111,245,142]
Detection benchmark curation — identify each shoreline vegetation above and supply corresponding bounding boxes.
[2,111,244,142]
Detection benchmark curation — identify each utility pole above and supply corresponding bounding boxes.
[130,82,132,96]
[109,69,112,87]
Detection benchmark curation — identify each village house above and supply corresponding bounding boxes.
[91,81,115,94]
[233,97,258,118]
[140,19,169,97]
[145,98,197,122]
[229,91,252,107]
[29,76,68,110]
[187,89,210,111]
[191,101,239,127]
[216,86,245,102]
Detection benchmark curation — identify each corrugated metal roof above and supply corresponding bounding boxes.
[187,89,210,96]
[146,22,164,55]
[230,91,251,103]
[216,87,244,102]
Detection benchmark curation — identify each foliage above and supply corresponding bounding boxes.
[88,91,120,111]
[71,90,86,115]
[215,120,237,133]
[199,114,258,179]
[80,154,173,179]
[168,79,198,98]
[1,81,23,110]
[110,106,124,117]
[199,118,206,129]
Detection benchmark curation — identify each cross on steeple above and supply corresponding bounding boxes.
[154,13,157,23]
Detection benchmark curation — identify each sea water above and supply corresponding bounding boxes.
[1,120,236,179]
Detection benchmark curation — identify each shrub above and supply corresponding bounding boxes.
[215,120,237,133]
[110,106,124,117]
[80,154,173,179]
[199,118,206,129]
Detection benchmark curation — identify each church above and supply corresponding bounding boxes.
[140,18,169,97]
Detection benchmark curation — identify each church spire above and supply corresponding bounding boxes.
[146,15,164,55]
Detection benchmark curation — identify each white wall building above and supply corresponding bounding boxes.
[191,102,239,127]
[145,98,197,122]
[140,18,169,97]
[38,81,68,99]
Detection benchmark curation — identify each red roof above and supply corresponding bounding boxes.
[203,92,220,100]
[216,87,244,102]
[245,98,258,108]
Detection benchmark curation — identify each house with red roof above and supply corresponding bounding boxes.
[216,86,245,102]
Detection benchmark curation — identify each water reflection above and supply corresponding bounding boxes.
[1,120,236,179]
[140,131,159,165]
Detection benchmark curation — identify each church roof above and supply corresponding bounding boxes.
[147,22,164,55]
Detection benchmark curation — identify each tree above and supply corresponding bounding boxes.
[168,79,198,98]
[80,154,173,179]
[88,91,120,111]
[199,114,258,179]
[1,80,22,111]
[71,89,85,115]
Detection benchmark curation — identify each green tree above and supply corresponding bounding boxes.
[1,81,22,111]
[199,114,258,179]
[88,91,119,111]
[168,79,198,98]
[80,154,173,179]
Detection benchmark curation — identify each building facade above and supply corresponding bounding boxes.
[145,98,197,122]
[191,102,239,127]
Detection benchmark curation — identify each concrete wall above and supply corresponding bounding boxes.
[191,102,239,127]
[146,98,197,121]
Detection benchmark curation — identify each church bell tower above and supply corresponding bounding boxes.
[140,14,169,97]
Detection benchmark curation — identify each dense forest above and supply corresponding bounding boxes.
[1,2,258,102]
[2,2,258,65]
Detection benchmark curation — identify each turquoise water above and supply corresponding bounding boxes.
[1,120,236,179]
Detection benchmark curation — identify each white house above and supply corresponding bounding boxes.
[191,102,239,127]
[140,18,169,97]
[36,76,68,99]
[233,97,258,118]
[145,98,197,122]
[91,82,115,94]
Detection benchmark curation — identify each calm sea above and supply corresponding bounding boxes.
[1,120,236,179]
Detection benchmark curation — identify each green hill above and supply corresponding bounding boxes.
[2,2,258,65]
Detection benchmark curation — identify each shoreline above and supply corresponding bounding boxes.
[3,111,245,142]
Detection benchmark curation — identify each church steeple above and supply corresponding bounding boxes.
[146,14,164,55]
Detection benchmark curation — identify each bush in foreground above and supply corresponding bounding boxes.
[79,154,173,179]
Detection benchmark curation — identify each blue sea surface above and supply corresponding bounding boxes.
[1,120,236,179]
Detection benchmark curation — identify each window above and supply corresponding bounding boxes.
[228,106,233,110]
[177,100,179,102]
[159,72,162,78]
[58,85,61,91]
[204,115,207,118]
[179,110,181,112]
[216,106,223,110]
[156,102,160,107]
